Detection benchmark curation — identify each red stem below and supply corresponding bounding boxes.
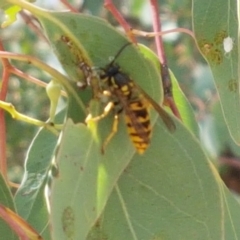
[0,41,10,179]
[104,0,137,43]
[149,0,165,63]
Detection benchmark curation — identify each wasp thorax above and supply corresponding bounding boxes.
[106,65,121,76]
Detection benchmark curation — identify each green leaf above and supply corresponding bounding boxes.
[87,116,240,239]
[0,174,17,240]
[50,120,99,240]
[211,101,240,156]
[171,71,199,137]
[14,126,59,239]
[193,0,240,144]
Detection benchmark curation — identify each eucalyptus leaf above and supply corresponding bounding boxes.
[193,0,240,144]
[14,127,59,239]
[88,115,240,239]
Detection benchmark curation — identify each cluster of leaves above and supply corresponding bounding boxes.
[0,0,240,240]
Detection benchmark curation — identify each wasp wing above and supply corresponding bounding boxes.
[137,85,176,132]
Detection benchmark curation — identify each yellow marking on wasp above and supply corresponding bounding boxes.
[130,135,146,142]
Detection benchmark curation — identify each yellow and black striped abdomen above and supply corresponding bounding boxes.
[124,99,151,154]
[110,73,152,154]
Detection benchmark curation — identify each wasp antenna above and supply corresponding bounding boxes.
[109,42,132,65]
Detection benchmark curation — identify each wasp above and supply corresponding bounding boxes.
[87,43,175,154]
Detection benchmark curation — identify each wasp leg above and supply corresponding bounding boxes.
[85,101,114,123]
[85,101,118,154]
[101,114,119,154]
